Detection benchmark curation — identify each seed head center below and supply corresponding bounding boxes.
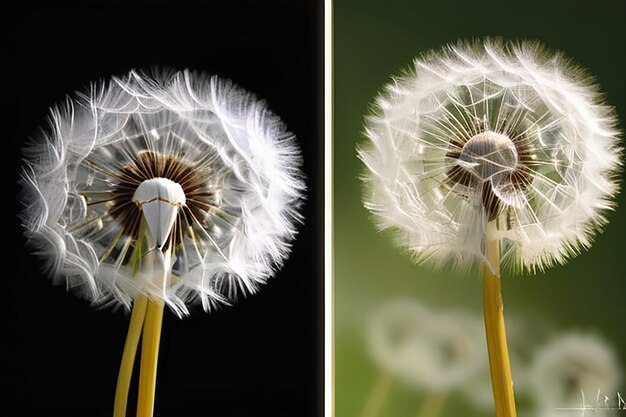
[132,178,186,250]
[458,131,518,181]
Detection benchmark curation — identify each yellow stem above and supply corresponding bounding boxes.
[113,296,148,417]
[136,300,165,417]
[483,224,517,417]
[415,391,448,417]
[359,371,393,417]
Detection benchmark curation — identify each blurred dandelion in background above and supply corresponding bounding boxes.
[528,332,622,416]
[359,38,622,417]
[20,70,305,416]
[362,298,484,417]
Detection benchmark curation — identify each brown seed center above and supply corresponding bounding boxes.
[107,150,215,245]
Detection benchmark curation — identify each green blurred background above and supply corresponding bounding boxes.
[334,0,626,416]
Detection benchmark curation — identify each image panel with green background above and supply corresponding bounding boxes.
[334,0,626,416]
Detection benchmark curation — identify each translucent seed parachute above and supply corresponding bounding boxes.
[21,69,305,316]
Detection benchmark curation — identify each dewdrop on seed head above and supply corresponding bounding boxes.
[20,69,305,316]
[358,39,622,273]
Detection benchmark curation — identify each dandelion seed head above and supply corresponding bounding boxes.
[367,299,483,390]
[359,39,622,272]
[528,332,622,412]
[20,69,305,315]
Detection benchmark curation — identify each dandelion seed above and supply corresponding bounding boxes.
[20,69,305,417]
[358,39,621,417]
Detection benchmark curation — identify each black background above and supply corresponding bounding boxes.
[0,1,324,416]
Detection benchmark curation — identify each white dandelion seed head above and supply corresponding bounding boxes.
[528,332,622,412]
[20,69,305,316]
[366,299,484,391]
[358,39,622,273]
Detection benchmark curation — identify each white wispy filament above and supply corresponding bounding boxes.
[21,70,305,315]
[359,39,621,272]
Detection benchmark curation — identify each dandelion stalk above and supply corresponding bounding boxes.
[136,299,165,417]
[416,391,448,417]
[483,223,516,417]
[113,296,148,417]
[359,371,392,417]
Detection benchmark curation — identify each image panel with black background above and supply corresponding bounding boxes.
[0,1,324,416]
